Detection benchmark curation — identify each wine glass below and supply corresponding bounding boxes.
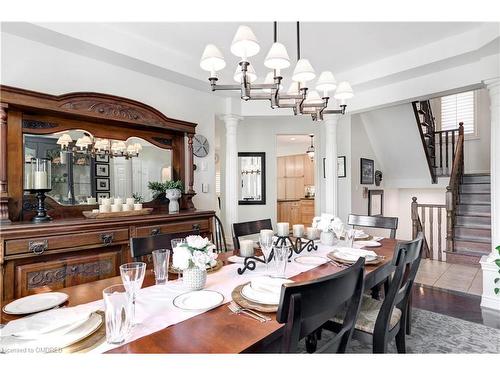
[332,221,345,242]
[171,238,186,281]
[272,244,289,278]
[345,227,355,248]
[119,262,146,326]
[259,234,274,275]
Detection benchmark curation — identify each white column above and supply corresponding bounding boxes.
[324,115,340,216]
[480,77,500,311]
[221,114,242,236]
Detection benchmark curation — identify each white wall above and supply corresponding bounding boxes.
[1,32,225,210]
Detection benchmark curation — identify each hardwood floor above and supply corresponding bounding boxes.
[411,283,499,328]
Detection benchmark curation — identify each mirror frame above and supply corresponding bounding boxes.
[238,152,266,206]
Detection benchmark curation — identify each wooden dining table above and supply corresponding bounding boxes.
[1,238,399,353]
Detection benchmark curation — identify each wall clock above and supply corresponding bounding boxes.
[193,134,209,157]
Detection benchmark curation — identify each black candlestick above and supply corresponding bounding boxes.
[24,189,52,223]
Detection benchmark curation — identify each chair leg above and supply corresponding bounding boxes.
[406,294,413,334]
[372,335,388,353]
[305,332,318,353]
[395,329,407,353]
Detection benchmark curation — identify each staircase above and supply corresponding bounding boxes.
[447,173,492,264]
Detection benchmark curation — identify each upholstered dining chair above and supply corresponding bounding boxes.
[232,219,273,250]
[325,233,424,353]
[276,258,365,353]
[129,230,198,262]
[348,214,399,239]
[213,214,228,253]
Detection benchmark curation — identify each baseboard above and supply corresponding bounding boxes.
[480,295,500,310]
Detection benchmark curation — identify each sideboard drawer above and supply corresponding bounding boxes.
[5,229,129,256]
[135,219,211,238]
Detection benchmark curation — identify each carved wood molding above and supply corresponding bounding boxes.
[22,119,58,129]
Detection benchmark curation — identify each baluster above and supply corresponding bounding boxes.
[411,197,419,240]
[451,129,456,165]
[445,131,449,174]
[439,132,443,173]
[429,207,434,260]
[437,207,442,261]
[420,206,426,242]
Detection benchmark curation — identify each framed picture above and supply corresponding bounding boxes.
[360,158,374,184]
[96,154,109,163]
[337,156,346,178]
[368,189,384,216]
[95,163,109,177]
[96,178,110,191]
[97,192,110,200]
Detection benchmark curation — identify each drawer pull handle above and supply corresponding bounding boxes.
[192,224,201,233]
[151,228,160,236]
[29,240,48,255]
[100,233,114,246]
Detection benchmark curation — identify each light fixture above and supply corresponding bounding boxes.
[306,134,315,160]
[201,22,353,121]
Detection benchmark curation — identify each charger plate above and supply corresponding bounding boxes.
[327,251,383,265]
[231,283,278,313]
[169,259,223,275]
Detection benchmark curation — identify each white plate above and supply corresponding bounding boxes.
[355,233,370,239]
[173,290,224,311]
[354,240,382,248]
[333,250,378,262]
[0,312,102,352]
[3,292,69,315]
[241,284,280,305]
[294,255,329,266]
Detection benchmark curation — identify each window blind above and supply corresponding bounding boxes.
[440,91,475,134]
[215,170,221,194]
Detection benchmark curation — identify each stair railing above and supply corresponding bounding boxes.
[445,122,465,254]
[412,100,437,183]
[411,197,446,260]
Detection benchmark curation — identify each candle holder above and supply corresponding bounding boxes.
[237,251,274,275]
[24,188,52,223]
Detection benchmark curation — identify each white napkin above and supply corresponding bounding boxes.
[250,276,292,295]
[0,307,91,338]
[373,236,384,241]
[353,229,367,237]
[333,247,378,260]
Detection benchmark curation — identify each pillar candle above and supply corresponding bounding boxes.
[260,229,274,241]
[33,171,48,189]
[114,197,123,206]
[111,204,122,212]
[87,197,97,205]
[122,203,130,211]
[99,204,111,213]
[126,198,135,206]
[134,203,143,211]
[306,227,316,240]
[239,239,255,257]
[277,222,289,236]
[293,224,305,238]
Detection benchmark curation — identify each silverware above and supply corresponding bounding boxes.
[328,260,348,268]
[228,302,267,323]
[239,306,271,322]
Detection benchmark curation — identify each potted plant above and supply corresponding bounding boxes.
[312,215,343,246]
[494,245,500,295]
[148,181,167,199]
[164,180,184,213]
[172,235,218,290]
[132,192,144,210]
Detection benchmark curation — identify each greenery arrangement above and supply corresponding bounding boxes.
[494,245,500,295]
[147,180,184,198]
[132,192,144,204]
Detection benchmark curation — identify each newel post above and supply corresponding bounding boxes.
[187,133,195,194]
[411,197,419,240]
[445,186,453,253]
[0,103,10,223]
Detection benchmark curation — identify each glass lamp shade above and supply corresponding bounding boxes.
[304,90,323,105]
[292,58,316,83]
[230,25,260,59]
[264,42,290,70]
[134,143,143,152]
[334,81,354,100]
[126,144,137,154]
[233,64,257,83]
[316,71,337,95]
[306,148,315,160]
[200,44,226,74]
[287,81,300,95]
[56,133,72,147]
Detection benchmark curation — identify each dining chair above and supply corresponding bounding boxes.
[213,214,228,253]
[232,219,273,250]
[129,230,198,262]
[347,214,399,239]
[276,258,365,354]
[326,233,424,353]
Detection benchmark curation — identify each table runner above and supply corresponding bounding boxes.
[5,243,341,353]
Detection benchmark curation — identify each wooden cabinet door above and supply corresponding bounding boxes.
[294,177,305,199]
[277,177,286,200]
[300,200,315,226]
[285,156,295,178]
[294,155,305,177]
[277,157,286,178]
[304,155,314,186]
[285,178,296,199]
[290,202,300,226]
[278,201,290,223]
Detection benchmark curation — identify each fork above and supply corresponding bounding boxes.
[228,302,267,323]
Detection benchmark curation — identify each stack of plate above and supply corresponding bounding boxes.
[3,292,69,315]
[328,247,381,265]
[240,276,292,306]
[294,255,329,266]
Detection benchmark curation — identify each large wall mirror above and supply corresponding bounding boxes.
[238,152,266,205]
[23,130,172,205]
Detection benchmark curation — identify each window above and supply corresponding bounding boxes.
[440,91,475,135]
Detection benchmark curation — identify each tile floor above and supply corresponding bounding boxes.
[415,259,482,296]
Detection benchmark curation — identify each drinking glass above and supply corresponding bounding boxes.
[102,284,132,344]
[272,244,289,278]
[152,249,170,285]
[259,234,274,275]
[119,262,146,326]
[171,238,186,281]
[345,227,355,248]
[332,221,345,242]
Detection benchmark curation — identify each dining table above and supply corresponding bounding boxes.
[0,238,399,353]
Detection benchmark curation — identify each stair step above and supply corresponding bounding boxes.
[454,239,492,253]
[457,204,491,216]
[456,215,491,227]
[459,193,491,204]
[462,174,490,184]
[460,184,490,193]
[418,109,427,115]
[454,227,491,241]
[445,251,482,265]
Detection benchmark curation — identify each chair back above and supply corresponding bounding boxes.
[213,215,228,253]
[129,230,198,262]
[276,258,365,353]
[348,214,399,239]
[374,233,423,339]
[232,219,272,250]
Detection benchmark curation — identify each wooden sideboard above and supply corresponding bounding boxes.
[0,211,214,302]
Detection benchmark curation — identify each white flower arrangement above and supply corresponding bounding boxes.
[312,214,343,233]
[172,235,218,271]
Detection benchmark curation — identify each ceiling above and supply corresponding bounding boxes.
[276,134,313,153]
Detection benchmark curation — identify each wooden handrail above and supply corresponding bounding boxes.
[412,100,437,183]
[445,122,465,254]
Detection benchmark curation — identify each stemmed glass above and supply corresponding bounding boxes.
[171,238,186,281]
[332,221,345,243]
[345,227,355,248]
[259,234,274,275]
[272,244,289,278]
[119,262,146,326]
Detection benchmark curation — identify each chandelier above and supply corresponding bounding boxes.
[200,22,353,121]
[56,132,142,159]
[306,134,315,160]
